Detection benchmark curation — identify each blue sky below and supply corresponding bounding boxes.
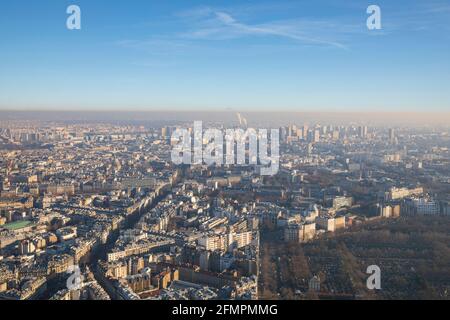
[0,0,450,111]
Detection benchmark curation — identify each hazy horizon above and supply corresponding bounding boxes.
[0,110,448,126]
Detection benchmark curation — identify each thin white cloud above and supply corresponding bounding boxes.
[218,12,347,49]
[181,10,348,49]
[117,4,399,55]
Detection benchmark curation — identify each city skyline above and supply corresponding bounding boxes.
[1,0,450,111]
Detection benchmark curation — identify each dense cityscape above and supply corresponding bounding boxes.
[1,0,449,314]
[0,113,449,300]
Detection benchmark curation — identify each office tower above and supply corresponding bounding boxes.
[389,128,395,142]
[291,125,297,134]
[302,125,309,140]
[359,126,368,139]
[313,129,320,143]
[279,127,287,142]
[332,130,339,141]
[339,127,347,139]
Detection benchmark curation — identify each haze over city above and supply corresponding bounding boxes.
[0,110,449,127]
